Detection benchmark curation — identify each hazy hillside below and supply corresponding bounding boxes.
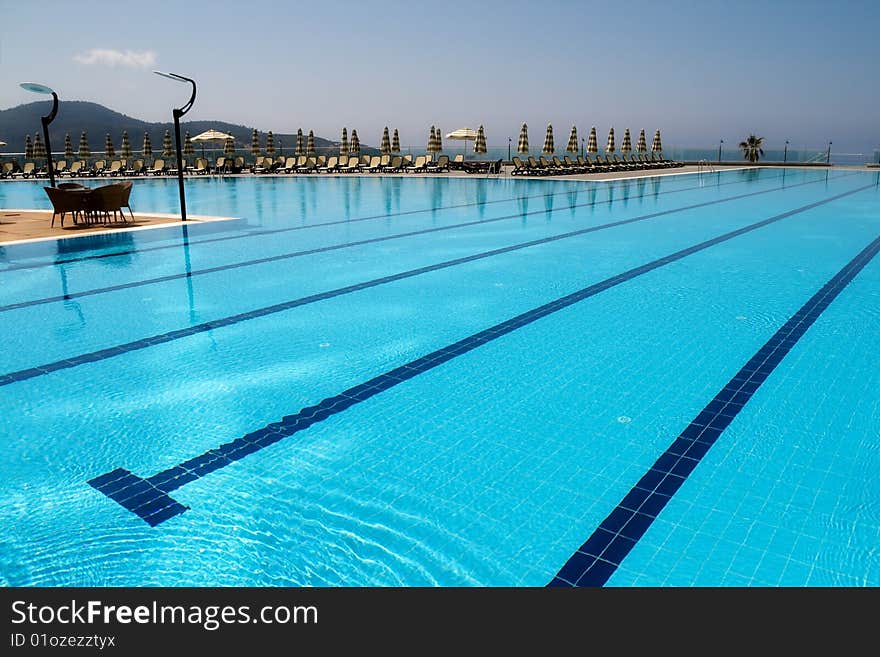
[0,100,372,156]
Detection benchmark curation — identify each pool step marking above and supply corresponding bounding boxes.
[0,176,855,387]
[86,183,874,525]
[548,231,880,587]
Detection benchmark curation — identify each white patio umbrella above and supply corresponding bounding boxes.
[191,128,233,159]
[446,127,478,156]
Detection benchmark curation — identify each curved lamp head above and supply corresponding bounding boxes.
[154,70,196,116]
[20,82,55,95]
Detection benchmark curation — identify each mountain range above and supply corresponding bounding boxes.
[0,101,374,156]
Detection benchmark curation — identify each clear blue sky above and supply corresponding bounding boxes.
[1,0,878,153]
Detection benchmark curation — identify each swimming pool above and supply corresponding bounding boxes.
[1,168,878,586]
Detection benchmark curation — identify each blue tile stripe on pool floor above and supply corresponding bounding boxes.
[0,171,819,313]
[547,231,880,587]
[1,179,862,390]
[85,183,874,526]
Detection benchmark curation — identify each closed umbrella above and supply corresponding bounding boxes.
[251,128,261,160]
[426,125,436,153]
[63,132,74,160]
[605,127,615,154]
[391,128,400,153]
[104,133,115,159]
[435,127,442,152]
[295,128,304,156]
[340,127,348,155]
[349,129,360,155]
[120,130,132,161]
[474,125,487,154]
[637,129,647,153]
[565,125,578,153]
[587,126,598,154]
[542,124,554,155]
[142,131,153,159]
[24,134,33,160]
[306,130,316,157]
[621,128,632,154]
[34,133,46,159]
[651,129,663,154]
[162,129,174,158]
[224,136,236,157]
[516,123,529,154]
[78,131,91,160]
[265,131,276,156]
[183,131,195,159]
[380,126,391,155]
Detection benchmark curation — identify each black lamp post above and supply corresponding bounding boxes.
[20,82,58,188]
[826,141,832,165]
[717,138,724,163]
[508,136,511,161]
[581,137,585,158]
[154,71,196,222]
[783,140,789,163]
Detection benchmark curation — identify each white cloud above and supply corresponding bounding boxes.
[74,48,157,69]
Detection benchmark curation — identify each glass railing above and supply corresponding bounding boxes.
[1,144,877,171]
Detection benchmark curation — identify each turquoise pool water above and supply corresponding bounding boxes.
[1,168,878,586]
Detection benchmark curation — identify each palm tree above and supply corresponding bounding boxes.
[739,134,765,163]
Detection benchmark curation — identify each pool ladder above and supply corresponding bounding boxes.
[698,159,715,173]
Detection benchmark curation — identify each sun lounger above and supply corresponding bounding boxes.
[319,155,339,173]
[147,158,166,175]
[408,155,428,173]
[366,156,383,172]
[427,155,450,172]
[342,156,362,173]
[12,162,36,178]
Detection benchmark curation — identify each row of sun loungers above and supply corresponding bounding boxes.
[511,154,683,176]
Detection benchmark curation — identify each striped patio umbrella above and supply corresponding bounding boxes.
[651,129,663,154]
[33,133,46,159]
[637,129,647,153]
[78,131,91,159]
[340,127,348,155]
[306,130,316,157]
[621,128,632,154]
[251,128,261,159]
[474,125,487,154]
[380,126,391,155]
[63,132,74,160]
[391,128,400,153]
[183,131,195,158]
[265,131,276,156]
[120,130,132,160]
[587,126,598,154]
[24,135,33,159]
[224,136,236,157]
[517,123,529,154]
[104,133,115,158]
[542,124,554,155]
[142,131,153,159]
[435,126,442,152]
[426,126,436,152]
[565,125,578,153]
[349,129,360,154]
[162,129,174,157]
[605,127,615,154]
[295,128,304,156]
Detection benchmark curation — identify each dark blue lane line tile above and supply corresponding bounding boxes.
[550,230,880,587]
[87,184,875,526]
[87,468,189,526]
[6,183,845,389]
[0,173,822,315]
[2,170,798,274]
